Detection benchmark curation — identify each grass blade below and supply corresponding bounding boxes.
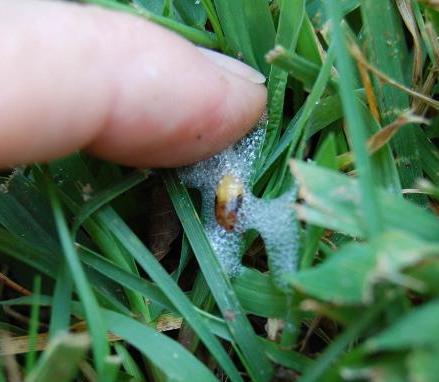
[103,310,218,382]
[361,0,425,204]
[71,169,149,235]
[41,167,109,380]
[25,333,89,382]
[325,0,383,237]
[96,207,244,382]
[163,169,274,382]
[25,275,41,375]
[81,0,218,48]
[298,297,389,382]
[48,263,72,340]
[261,0,305,161]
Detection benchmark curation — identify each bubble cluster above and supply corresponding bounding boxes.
[178,116,299,288]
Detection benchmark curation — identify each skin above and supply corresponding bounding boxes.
[0,0,266,168]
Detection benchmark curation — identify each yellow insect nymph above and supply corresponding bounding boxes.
[215,174,244,231]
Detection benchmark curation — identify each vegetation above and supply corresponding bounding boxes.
[1,0,439,381]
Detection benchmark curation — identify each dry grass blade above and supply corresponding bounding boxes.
[349,42,439,110]
[145,183,180,260]
[355,55,381,122]
[368,110,429,153]
[396,0,423,88]
[0,272,31,296]
[413,67,438,114]
[338,110,428,168]
[425,23,439,65]
[0,314,182,356]
[419,0,439,9]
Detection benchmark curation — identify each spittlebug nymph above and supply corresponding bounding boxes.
[215,174,244,231]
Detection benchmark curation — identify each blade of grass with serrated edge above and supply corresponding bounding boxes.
[41,166,109,381]
[360,0,425,204]
[324,0,383,238]
[162,169,274,382]
[261,0,305,164]
[94,206,244,382]
[80,0,218,48]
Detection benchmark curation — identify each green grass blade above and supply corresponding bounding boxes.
[104,310,218,382]
[325,0,383,237]
[300,133,337,269]
[25,275,41,375]
[81,0,218,48]
[114,343,145,382]
[25,333,89,382]
[261,0,305,162]
[49,155,151,322]
[198,0,226,50]
[292,161,439,242]
[213,0,275,73]
[266,46,336,91]
[263,44,336,196]
[296,13,322,65]
[298,297,388,382]
[361,0,424,204]
[78,245,175,313]
[173,0,208,29]
[48,263,72,339]
[163,170,274,382]
[0,229,57,276]
[41,167,109,380]
[95,207,244,382]
[71,169,149,235]
[232,268,288,318]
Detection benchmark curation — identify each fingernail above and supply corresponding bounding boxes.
[198,47,266,85]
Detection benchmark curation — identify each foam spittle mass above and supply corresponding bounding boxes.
[178,117,299,288]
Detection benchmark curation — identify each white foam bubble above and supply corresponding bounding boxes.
[178,116,299,287]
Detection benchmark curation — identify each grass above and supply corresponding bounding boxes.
[1,0,439,381]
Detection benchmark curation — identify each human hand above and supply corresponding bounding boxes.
[0,0,266,168]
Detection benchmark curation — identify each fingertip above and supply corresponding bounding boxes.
[87,46,268,167]
[0,0,267,168]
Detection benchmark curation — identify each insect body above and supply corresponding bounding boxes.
[215,174,244,231]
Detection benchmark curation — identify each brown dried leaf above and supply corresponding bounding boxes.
[145,182,180,260]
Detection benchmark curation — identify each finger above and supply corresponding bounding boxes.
[0,0,267,168]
